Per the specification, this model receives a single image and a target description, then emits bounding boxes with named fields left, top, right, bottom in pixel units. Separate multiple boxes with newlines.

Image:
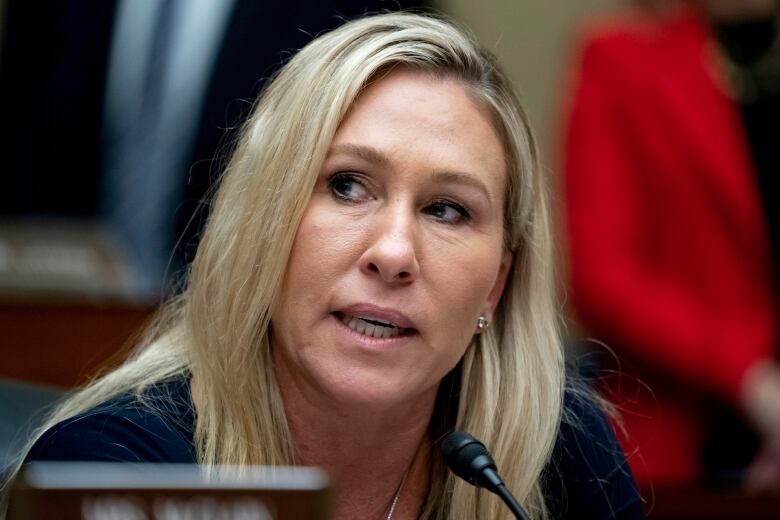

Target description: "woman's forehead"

left=329, top=68, right=507, bottom=199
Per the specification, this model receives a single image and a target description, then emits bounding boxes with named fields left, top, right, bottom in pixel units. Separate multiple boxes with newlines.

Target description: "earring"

left=476, top=315, right=489, bottom=331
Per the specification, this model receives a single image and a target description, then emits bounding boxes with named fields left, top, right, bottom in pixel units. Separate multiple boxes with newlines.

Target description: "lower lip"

left=330, top=313, right=416, bottom=350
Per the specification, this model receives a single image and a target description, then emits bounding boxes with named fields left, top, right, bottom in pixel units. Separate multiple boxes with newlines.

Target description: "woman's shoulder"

left=24, top=378, right=196, bottom=464
left=544, top=387, right=645, bottom=519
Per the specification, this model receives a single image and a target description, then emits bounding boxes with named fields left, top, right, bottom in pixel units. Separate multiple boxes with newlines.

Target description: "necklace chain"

left=385, top=469, right=408, bottom=520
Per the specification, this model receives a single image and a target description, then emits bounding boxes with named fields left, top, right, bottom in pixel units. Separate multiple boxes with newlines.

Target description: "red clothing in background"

left=564, top=9, right=777, bottom=485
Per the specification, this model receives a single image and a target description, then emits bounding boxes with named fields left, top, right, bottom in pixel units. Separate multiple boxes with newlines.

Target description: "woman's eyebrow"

left=328, top=143, right=390, bottom=167
left=329, top=143, right=493, bottom=204
left=431, top=171, right=493, bottom=204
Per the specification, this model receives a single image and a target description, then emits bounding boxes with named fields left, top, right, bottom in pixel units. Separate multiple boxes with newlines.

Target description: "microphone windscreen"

left=442, top=431, right=529, bottom=519
left=441, top=431, right=496, bottom=485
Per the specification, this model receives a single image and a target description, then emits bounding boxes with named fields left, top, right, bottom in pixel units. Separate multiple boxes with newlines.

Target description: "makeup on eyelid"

left=325, top=168, right=496, bottom=225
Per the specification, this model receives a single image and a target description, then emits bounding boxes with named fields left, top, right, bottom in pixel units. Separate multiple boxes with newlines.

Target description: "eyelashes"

left=423, top=199, right=471, bottom=224
left=327, top=172, right=473, bottom=225
left=329, top=173, right=371, bottom=203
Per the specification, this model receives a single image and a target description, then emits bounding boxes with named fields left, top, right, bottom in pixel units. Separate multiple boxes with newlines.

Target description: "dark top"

left=25, top=379, right=644, bottom=519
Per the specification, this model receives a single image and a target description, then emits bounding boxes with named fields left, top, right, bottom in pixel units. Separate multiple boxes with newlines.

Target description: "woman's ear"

left=481, top=251, right=512, bottom=325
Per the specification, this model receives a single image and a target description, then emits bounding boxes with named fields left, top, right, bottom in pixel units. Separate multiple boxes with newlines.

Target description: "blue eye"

left=329, top=173, right=370, bottom=202
left=425, top=200, right=471, bottom=224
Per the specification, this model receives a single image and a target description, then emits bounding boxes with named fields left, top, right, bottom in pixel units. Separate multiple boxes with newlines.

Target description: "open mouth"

left=334, top=311, right=415, bottom=339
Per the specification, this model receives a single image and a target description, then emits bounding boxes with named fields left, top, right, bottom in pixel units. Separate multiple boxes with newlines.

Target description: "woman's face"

left=271, top=69, right=511, bottom=409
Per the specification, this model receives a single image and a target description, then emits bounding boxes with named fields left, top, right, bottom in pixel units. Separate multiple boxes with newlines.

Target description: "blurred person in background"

left=564, top=0, right=780, bottom=488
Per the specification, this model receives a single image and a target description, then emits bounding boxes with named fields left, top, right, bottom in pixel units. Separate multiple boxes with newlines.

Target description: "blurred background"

left=1, top=0, right=778, bottom=516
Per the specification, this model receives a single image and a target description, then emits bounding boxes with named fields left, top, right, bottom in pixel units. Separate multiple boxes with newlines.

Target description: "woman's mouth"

left=334, top=311, right=415, bottom=339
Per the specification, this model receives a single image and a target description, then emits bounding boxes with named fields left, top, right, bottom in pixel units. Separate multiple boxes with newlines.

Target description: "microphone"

left=441, top=431, right=531, bottom=520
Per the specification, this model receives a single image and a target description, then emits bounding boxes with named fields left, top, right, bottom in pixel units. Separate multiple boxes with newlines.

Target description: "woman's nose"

left=359, top=209, right=420, bottom=284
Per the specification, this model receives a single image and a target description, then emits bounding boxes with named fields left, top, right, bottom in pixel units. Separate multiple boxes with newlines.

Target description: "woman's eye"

left=424, top=200, right=471, bottom=224
left=329, top=174, right=370, bottom=202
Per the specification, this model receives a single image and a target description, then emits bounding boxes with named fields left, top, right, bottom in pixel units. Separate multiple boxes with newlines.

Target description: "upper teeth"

left=340, top=314, right=404, bottom=339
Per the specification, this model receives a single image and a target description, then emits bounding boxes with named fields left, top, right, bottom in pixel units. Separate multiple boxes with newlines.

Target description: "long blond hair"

left=3, top=12, right=564, bottom=519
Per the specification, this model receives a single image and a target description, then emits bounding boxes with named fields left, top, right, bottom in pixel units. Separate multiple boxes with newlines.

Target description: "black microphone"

left=441, top=431, right=531, bottom=520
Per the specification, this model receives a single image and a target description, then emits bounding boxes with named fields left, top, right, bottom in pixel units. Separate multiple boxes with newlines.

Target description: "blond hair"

left=3, top=12, right=564, bottom=519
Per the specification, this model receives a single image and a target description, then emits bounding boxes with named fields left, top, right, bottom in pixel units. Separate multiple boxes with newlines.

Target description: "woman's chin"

left=272, top=329, right=441, bottom=413
left=318, top=371, right=418, bottom=410
left=302, top=362, right=438, bottom=415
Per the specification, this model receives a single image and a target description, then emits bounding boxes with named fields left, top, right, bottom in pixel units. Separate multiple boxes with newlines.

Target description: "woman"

left=5, top=13, right=642, bottom=519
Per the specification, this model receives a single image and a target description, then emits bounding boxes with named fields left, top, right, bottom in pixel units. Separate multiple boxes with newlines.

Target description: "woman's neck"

left=275, top=363, right=438, bottom=519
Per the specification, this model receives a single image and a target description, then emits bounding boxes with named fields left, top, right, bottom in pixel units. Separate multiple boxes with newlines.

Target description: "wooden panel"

left=0, top=300, right=155, bottom=388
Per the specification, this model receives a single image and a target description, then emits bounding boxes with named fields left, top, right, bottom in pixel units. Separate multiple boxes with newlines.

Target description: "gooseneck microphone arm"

left=493, top=481, right=531, bottom=520
left=441, top=431, right=531, bottom=520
